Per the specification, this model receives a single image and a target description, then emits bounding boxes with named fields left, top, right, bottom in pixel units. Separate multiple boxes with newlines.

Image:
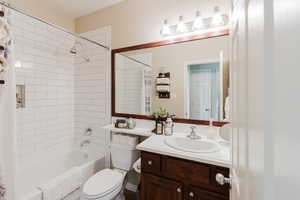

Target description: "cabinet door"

left=188, top=186, right=228, bottom=200
left=141, top=173, right=183, bottom=200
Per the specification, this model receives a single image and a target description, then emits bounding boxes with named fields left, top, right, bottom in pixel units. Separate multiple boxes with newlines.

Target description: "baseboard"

left=126, top=182, right=138, bottom=192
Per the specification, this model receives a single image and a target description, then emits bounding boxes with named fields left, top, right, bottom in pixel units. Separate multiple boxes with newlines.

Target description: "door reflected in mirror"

left=113, top=34, right=230, bottom=122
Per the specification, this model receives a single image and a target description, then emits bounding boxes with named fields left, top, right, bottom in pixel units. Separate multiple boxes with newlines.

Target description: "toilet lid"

left=83, top=169, right=124, bottom=197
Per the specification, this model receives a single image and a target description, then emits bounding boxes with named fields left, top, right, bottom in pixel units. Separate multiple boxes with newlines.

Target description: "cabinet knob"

left=216, top=173, right=231, bottom=186
left=177, top=188, right=181, bottom=193
left=148, top=160, right=152, bottom=165
left=189, top=192, right=194, bottom=197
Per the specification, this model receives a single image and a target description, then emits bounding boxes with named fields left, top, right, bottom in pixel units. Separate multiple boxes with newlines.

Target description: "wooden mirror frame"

left=112, top=29, right=230, bottom=127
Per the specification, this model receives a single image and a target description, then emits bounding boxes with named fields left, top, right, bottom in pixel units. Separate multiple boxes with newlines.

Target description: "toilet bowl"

left=81, top=169, right=126, bottom=200
left=81, top=134, right=139, bottom=200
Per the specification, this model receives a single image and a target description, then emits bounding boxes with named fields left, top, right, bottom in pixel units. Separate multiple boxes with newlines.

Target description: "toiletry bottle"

left=156, top=121, right=163, bottom=135
left=164, top=114, right=174, bottom=136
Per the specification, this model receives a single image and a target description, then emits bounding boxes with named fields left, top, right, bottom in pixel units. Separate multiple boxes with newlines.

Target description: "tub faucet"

left=187, top=126, right=201, bottom=140
left=80, top=140, right=91, bottom=147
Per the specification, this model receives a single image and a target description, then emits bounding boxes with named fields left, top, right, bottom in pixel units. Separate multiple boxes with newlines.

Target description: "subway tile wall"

left=74, top=28, right=111, bottom=155
left=11, top=11, right=111, bottom=168
left=12, top=12, right=75, bottom=166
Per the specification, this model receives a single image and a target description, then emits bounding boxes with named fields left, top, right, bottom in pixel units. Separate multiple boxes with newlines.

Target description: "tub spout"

left=80, top=140, right=91, bottom=147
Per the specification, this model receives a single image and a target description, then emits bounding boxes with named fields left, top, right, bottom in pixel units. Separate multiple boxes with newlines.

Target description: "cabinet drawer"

left=162, top=156, right=211, bottom=186
left=141, top=152, right=161, bottom=175
left=188, top=186, right=228, bottom=200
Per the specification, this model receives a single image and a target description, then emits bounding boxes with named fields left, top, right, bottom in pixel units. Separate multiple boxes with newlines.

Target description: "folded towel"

left=0, top=17, right=9, bottom=35
left=38, top=167, right=82, bottom=200
left=0, top=55, right=8, bottom=73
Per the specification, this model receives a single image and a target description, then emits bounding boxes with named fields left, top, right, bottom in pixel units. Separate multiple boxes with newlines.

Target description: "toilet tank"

left=111, top=134, right=140, bottom=171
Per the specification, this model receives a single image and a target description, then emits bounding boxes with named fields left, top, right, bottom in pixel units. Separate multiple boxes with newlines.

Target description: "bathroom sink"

left=164, top=137, right=220, bottom=153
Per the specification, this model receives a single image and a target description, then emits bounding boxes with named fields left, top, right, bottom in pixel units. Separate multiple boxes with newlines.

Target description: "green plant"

left=152, top=107, right=168, bottom=119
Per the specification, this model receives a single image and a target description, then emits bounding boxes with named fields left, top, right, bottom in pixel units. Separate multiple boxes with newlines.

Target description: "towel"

left=224, top=96, right=230, bottom=121
left=0, top=55, right=8, bottom=73
left=0, top=5, right=9, bottom=76
left=38, top=167, right=82, bottom=200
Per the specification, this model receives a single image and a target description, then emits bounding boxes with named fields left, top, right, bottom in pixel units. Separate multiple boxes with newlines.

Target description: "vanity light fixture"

left=161, top=19, right=171, bottom=36
left=160, top=7, right=228, bottom=38
left=211, top=6, right=225, bottom=27
left=193, top=11, right=205, bottom=30
left=176, top=16, right=187, bottom=33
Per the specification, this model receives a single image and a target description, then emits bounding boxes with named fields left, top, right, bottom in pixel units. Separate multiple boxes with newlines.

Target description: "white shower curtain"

left=0, top=4, right=16, bottom=200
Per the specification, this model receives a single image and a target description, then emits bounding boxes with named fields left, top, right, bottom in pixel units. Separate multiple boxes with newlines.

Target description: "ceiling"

left=48, top=0, right=125, bottom=18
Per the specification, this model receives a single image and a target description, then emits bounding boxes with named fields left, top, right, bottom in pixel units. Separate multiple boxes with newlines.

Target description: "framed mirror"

left=112, top=30, right=230, bottom=126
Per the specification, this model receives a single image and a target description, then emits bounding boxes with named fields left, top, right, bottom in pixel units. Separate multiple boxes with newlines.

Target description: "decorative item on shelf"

left=160, top=6, right=228, bottom=37
left=156, top=72, right=170, bottom=99
left=0, top=80, right=4, bottom=84
left=16, top=85, right=25, bottom=108
left=127, top=118, right=136, bottom=129
left=152, top=108, right=168, bottom=135
left=115, top=119, right=128, bottom=129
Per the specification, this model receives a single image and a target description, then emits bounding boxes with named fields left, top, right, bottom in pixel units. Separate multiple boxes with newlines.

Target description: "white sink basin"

left=164, top=137, right=220, bottom=153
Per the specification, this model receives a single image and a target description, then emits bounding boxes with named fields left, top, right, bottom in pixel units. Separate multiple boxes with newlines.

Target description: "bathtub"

left=16, top=146, right=106, bottom=200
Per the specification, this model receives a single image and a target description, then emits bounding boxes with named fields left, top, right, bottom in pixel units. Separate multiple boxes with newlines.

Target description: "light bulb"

left=176, top=16, right=187, bottom=33
left=161, top=19, right=171, bottom=36
left=211, top=6, right=225, bottom=27
left=193, top=11, right=205, bottom=30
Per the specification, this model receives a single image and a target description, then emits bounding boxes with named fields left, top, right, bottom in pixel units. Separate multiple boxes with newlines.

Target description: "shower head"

left=70, top=41, right=90, bottom=62
left=70, top=46, right=77, bottom=54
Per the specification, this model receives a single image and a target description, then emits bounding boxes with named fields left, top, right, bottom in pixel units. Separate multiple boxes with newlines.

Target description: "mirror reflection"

left=115, top=36, right=230, bottom=121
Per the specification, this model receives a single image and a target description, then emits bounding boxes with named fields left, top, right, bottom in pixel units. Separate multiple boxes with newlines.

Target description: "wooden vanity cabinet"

left=141, top=173, right=183, bottom=200
left=140, top=151, right=230, bottom=200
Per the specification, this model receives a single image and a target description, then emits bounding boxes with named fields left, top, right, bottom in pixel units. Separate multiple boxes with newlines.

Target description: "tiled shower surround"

left=11, top=11, right=110, bottom=167
left=74, top=28, right=111, bottom=155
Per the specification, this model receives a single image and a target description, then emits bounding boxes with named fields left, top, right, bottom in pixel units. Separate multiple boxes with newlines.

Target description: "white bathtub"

left=16, top=146, right=106, bottom=200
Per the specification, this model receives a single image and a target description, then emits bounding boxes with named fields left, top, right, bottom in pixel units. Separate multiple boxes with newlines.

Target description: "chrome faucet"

left=187, top=126, right=201, bottom=140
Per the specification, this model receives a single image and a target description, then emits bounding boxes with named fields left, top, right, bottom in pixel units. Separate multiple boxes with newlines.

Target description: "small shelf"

left=102, top=124, right=153, bottom=137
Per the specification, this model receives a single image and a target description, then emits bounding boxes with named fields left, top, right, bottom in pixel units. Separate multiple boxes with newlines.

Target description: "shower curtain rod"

left=119, top=53, right=152, bottom=68
left=0, top=1, right=110, bottom=50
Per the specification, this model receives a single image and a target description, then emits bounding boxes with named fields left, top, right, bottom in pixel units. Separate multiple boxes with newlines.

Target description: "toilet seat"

left=82, top=169, right=124, bottom=200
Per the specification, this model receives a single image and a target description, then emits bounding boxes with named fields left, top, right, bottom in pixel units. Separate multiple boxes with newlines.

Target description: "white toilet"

left=81, top=134, right=139, bottom=200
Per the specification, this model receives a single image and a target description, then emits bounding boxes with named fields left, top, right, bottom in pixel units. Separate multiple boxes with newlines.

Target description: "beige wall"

left=4, top=0, right=75, bottom=31
left=76, top=0, right=230, bottom=49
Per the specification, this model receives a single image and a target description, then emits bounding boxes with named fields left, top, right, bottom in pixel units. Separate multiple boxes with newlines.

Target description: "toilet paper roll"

left=133, top=158, right=141, bottom=174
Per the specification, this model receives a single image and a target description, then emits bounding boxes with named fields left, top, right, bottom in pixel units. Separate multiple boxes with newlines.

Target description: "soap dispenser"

left=164, top=114, right=174, bottom=136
